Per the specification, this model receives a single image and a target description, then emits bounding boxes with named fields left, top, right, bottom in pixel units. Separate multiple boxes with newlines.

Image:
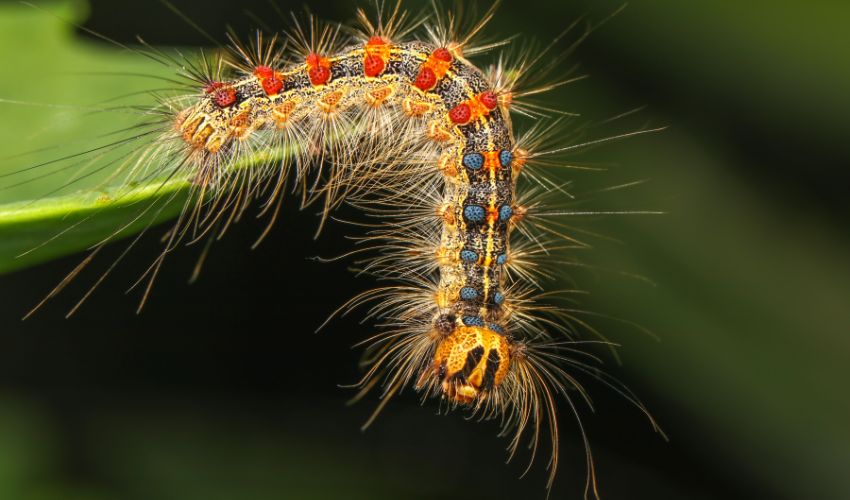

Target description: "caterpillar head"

left=432, top=326, right=511, bottom=404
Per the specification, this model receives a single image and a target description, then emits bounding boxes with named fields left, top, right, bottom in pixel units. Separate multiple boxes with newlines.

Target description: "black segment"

left=459, top=345, right=485, bottom=379
left=481, top=349, right=502, bottom=391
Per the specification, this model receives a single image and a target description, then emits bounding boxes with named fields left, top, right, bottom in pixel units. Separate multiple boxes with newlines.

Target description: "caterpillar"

left=5, top=1, right=663, bottom=497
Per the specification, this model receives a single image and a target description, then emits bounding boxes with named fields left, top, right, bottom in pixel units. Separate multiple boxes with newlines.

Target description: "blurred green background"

left=0, top=0, right=848, bottom=498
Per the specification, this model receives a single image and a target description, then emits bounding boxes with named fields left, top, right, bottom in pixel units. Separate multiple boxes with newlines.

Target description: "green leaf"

left=0, top=180, right=189, bottom=274
left=0, top=1, right=191, bottom=272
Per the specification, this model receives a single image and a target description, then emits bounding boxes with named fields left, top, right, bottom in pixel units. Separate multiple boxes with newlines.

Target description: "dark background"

left=1, top=1, right=848, bottom=499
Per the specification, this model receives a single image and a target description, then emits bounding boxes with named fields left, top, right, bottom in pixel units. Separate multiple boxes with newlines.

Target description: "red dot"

left=254, top=65, right=274, bottom=79
left=213, top=87, right=237, bottom=107
left=479, top=91, right=498, bottom=110
left=414, top=67, right=437, bottom=91
left=309, top=65, right=331, bottom=86
left=203, top=81, right=224, bottom=94
left=367, top=36, right=386, bottom=46
left=306, top=53, right=321, bottom=67
left=262, top=77, right=284, bottom=95
left=449, top=103, right=471, bottom=125
left=433, top=47, right=453, bottom=62
left=364, top=54, right=385, bottom=77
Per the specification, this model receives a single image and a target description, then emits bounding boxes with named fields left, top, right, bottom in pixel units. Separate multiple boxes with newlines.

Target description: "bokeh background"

left=0, top=0, right=848, bottom=498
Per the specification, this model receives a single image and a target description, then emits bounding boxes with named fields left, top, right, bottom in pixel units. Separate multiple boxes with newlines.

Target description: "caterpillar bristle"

left=353, top=0, right=425, bottom=44
left=6, top=2, right=668, bottom=497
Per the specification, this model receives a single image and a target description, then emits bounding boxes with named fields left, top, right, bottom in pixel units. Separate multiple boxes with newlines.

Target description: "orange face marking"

left=433, top=326, right=511, bottom=403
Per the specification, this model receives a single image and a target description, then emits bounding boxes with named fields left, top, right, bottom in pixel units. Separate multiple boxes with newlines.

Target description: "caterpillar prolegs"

left=19, top=2, right=663, bottom=497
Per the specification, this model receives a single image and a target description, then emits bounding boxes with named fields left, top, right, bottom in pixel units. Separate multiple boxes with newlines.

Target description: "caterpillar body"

left=180, top=37, right=518, bottom=396
left=10, top=2, right=662, bottom=497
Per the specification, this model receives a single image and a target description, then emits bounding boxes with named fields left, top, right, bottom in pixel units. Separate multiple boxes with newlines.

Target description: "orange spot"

left=483, top=151, right=500, bottom=172
left=428, top=122, right=452, bottom=142
left=254, top=66, right=284, bottom=96
left=318, top=90, right=344, bottom=112
left=478, top=91, right=498, bottom=110
left=230, top=112, right=250, bottom=128
left=414, top=67, right=437, bottom=91
left=432, top=47, right=453, bottom=62
left=414, top=48, right=453, bottom=92
left=194, top=124, right=213, bottom=146
left=306, top=53, right=331, bottom=85
left=449, top=91, right=500, bottom=126
left=365, top=85, right=393, bottom=107
left=438, top=204, right=456, bottom=225
left=203, top=81, right=224, bottom=94
left=513, top=148, right=529, bottom=173
left=448, top=102, right=471, bottom=124
left=254, top=66, right=274, bottom=79
left=273, top=100, right=297, bottom=127
left=206, top=135, right=225, bottom=154
left=402, top=98, right=432, bottom=116
left=435, top=247, right=453, bottom=266
left=212, top=87, right=237, bottom=107
left=499, top=92, right=513, bottom=108
left=229, top=111, right=256, bottom=139
left=437, top=152, right=458, bottom=176
left=364, top=37, right=390, bottom=77
left=512, top=205, right=527, bottom=222
left=364, top=54, right=385, bottom=77
left=181, top=115, right=204, bottom=144
left=486, top=206, right=499, bottom=224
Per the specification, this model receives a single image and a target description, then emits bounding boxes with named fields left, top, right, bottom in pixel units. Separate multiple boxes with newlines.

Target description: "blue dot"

left=464, top=205, right=485, bottom=222
left=460, top=250, right=478, bottom=262
left=496, top=253, right=507, bottom=265
left=460, top=287, right=479, bottom=300
left=499, top=205, right=513, bottom=222
left=462, top=153, right=484, bottom=170
left=499, top=150, right=513, bottom=167
left=493, top=291, right=504, bottom=305
left=488, top=323, right=505, bottom=334
left=463, top=316, right=484, bottom=327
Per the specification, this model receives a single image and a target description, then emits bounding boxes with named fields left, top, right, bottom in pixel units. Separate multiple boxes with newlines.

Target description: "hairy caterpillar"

left=4, top=1, right=664, bottom=497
